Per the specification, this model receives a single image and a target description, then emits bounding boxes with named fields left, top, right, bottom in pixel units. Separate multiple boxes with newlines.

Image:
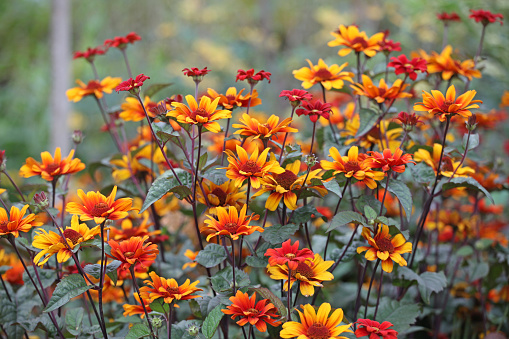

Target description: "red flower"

left=388, top=55, right=427, bottom=81
left=73, top=46, right=106, bottom=61
left=378, top=38, right=401, bottom=54
left=115, top=74, right=150, bottom=93
left=0, top=150, right=5, bottom=169
left=104, top=32, right=142, bottom=49
left=236, top=69, right=272, bottom=84
left=394, top=112, right=423, bottom=128
left=367, top=148, right=415, bottom=173
left=182, top=67, right=211, bottom=77
left=264, top=239, right=314, bottom=270
left=279, top=89, right=313, bottom=104
left=355, top=319, right=398, bottom=339
left=296, top=100, right=332, bottom=123
left=437, top=12, right=461, bottom=22
left=469, top=9, right=503, bottom=26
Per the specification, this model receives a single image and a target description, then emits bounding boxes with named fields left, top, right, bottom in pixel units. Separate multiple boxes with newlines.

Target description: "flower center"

left=439, top=100, right=454, bottom=112
left=274, top=170, right=298, bottom=190
left=307, top=323, right=331, bottom=339
left=61, top=229, right=83, bottom=245
left=124, top=251, right=135, bottom=257
left=91, top=202, right=110, bottom=216
left=0, top=220, right=9, bottom=232
left=294, top=261, right=313, bottom=278
left=245, top=308, right=259, bottom=316
left=192, top=108, right=209, bottom=120
left=86, top=80, right=103, bottom=90
left=166, top=286, right=180, bottom=294
left=239, top=160, right=261, bottom=174
left=211, top=187, right=228, bottom=206
left=285, top=253, right=296, bottom=260
left=344, top=160, right=361, bottom=173
left=376, top=237, right=395, bottom=253
left=223, top=222, right=239, bottom=233
left=45, top=163, right=60, bottom=173
left=441, top=157, right=455, bottom=172
left=351, top=36, right=369, bottom=49
left=314, top=68, right=333, bottom=81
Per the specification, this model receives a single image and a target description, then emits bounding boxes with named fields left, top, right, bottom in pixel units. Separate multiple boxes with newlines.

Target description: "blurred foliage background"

left=1, top=0, right=508, bottom=169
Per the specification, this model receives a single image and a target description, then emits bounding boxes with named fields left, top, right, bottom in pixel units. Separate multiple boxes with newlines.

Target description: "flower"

left=252, top=160, right=326, bottom=211
left=19, top=147, right=85, bottom=181
left=108, top=235, right=159, bottom=271
left=469, top=9, right=503, bottom=26
left=296, top=100, right=333, bottom=123
left=233, top=113, right=297, bottom=140
left=437, top=12, right=461, bottom=23
left=367, top=148, right=415, bottom=173
left=351, top=75, right=411, bottom=104
left=167, top=95, right=231, bottom=133
left=119, top=96, right=157, bottom=122
left=202, top=205, right=262, bottom=241
left=115, top=74, right=150, bottom=93
left=66, top=77, right=122, bottom=102
left=123, top=294, right=152, bottom=319
left=394, top=111, right=423, bottom=129
left=280, top=303, right=352, bottom=339
left=206, top=87, right=261, bottom=110
left=139, top=271, right=202, bottom=305
left=73, top=46, right=106, bottom=61
left=236, top=69, right=271, bottom=84
left=413, top=85, right=482, bottom=121
left=388, top=54, right=427, bottom=81
left=182, top=249, right=199, bottom=270
left=182, top=67, right=211, bottom=82
left=32, top=215, right=101, bottom=266
left=328, top=25, right=384, bottom=57
left=357, top=225, right=412, bottom=273
left=355, top=319, right=398, bottom=339
left=415, top=45, right=481, bottom=81
left=109, top=214, right=159, bottom=241
left=267, top=253, right=334, bottom=297
left=66, top=186, right=133, bottom=224
left=280, top=89, right=313, bottom=107
left=413, top=143, right=475, bottom=177
left=0, top=250, right=24, bottom=285
left=196, top=179, right=246, bottom=214
left=264, top=239, right=314, bottom=270
left=293, top=59, right=354, bottom=90
left=0, top=205, right=42, bottom=238
left=321, top=146, right=384, bottom=190
left=104, top=32, right=141, bottom=49
left=222, top=290, right=281, bottom=332
left=223, top=145, right=284, bottom=189
left=378, top=33, right=401, bottom=54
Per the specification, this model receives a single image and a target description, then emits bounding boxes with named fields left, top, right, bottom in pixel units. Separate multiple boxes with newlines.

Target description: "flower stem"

left=245, top=83, right=255, bottom=115
left=364, top=259, right=380, bottom=319
left=98, top=220, right=109, bottom=338
left=353, top=261, right=369, bottom=327
left=323, top=178, right=351, bottom=260
left=230, top=237, right=237, bottom=294
left=287, top=268, right=292, bottom=321
left=121, top=49, right=133, bottom=79
left=474, top=25, right=487, bottom=64
left=309, top=121, right=317, bottom=155
left=373, top=268, right=384, bottom=320
left=130, top=266, right=156, bottom=339
left=221, top=117, right=232, bottom=166
left=279, top=106, right=296, bottom=164
left=1, top=170, right=32, bottom=213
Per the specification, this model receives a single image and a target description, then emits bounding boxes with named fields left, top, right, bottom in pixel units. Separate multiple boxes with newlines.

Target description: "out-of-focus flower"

left=394, top=111, right=423, bottom=129
left=139, top=271, right=202, bottom=305
left=110, top=144, right=167, bottom=182
left=73, top=46, right=106, bottom=61
left=367, top=148, right=415, bottom=173
left=414, top=46, right=481, bottom=81
left=355, top=319, right=398, bottom=339
left=108, top=235, right=159, bottom=271
left=321, top=146, right=384, bottom=189
left=206, top=87, right=261, bottom=110
left=109, top=214, right=159, bottom=241
left=279, top=89, right=313, bottom=108
left=236, top=69, right=271, bottom=84
left=182, top=67, right=211, bottom=82
left=222, top=290, right=281, bottom=332
left=104, top=32, right=141, bottom=49
left=293, top=59, right=354, bottom=90
left=33, top=215, right=100, bottom=266
left=378, top=33, right=401, bottom=54
left=19, top=147, right=85, bottom=181
left=414, top=85, right=482, bottom=122
left=123, top=294, right=152, bottom=318
left=296, top=100, right=332, bottom=123
left=264, top=239, right=314, bottom=270
left=233, top=113, right=297, bottom=141
left=469, top=9, right=503, bottom=26
left=388, top=55, right=427, bottom=80
left=0, top=205, right=41, bottom=238
left=66, top=77, right=122, bottom=102
left=182, top=249, right=199, bottom=270
left=66, top=186, right=133, bottom=224
left=197, top=179, right=246, bottom=215
left=280, top=303, right=352, bottom=338
left=414, top=144, right=475, bottom=177
left=119, top=96, right=157, bottom=122
left=167, top=95, right=231, bottom=133
left=202, top=205, right=262, bottom=241
left=437, top=12, right=461, bottom=23
left=328, top=24, right=384, bottom=57
left=115, top=74, right=150, bottom=93
left=351, top=75, right=411, bottom=104
left=0, top=250, right=25, bottom=285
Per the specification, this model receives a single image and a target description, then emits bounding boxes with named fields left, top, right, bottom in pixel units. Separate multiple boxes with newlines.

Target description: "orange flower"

left=222, top=290, right=281, bottom=332
left=206, top=87, right=261, bottom=110
left=108, top=235, right=159, bottom=271
left=223, top=145, right=284, bottom=189
left=414, top=85, right=482, bottom=121
left=321, top=146, right=384, bottom=189
left=123, top=294, right=152, bottom=318
left=416, top=46, right=481, bottom=81
left=0, top=250, right=25, bottom=285
left=139, top=271, right=202, bottom=305
left=66, top=186, right=133, bottom=224
left=66, top=76, right=122, bottom=102
left=109, top=214, right=159, bottom=241
left=350, top=75, right=411, bottom=104
left=167, top=95, right=231, bottom=133
left=328, top=24, right=384, bottom=57
left=182, top=249, right=199, bottom=270
left=414, top=143, right=475, bottom=177
left=293, top=59, right=354, bottom=90
left=0, top=205, right=42, bottom=238
left=19, top=147, right=85, bottom=181
left=264, top=239, right=314, bottom=270
left=366, top=148, right=415, bottom=173
left=357, top=225, right=412, bottom=273
left=119, top=96, right=157, bottom=122
left=233, top=113, right=297, bottom=140
left=196, top=179, right=246, bottom=215
left=202, top=205, right=262, bottom=241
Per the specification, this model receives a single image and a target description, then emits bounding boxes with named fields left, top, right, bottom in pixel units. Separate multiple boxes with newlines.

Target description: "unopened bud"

left=305, top=154, right=318, bottom=167
left=151, top=316, right=163, bottom=329
left=466, top=114, right=477, bottom=131
left=149, top=102, right=168, bottom=116
left=34, top=192, right=49, bottom=209
left=72, top=130, right=84, bottom=144
left=0, top=150, right=6, bottom=171
left=187, top=325, right=200, bottom=336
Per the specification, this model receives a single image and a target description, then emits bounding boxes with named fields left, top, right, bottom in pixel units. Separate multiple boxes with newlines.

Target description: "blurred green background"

left=1, top=0, right=508, bottom=170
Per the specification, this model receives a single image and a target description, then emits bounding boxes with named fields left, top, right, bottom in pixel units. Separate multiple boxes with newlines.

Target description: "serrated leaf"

left=195, top=244, right=227, bottom=268
left=442, top=177, right=494, bottom=204
left=373, top=298, right=420, bottom=333
left=202, top=168, right=228, bottom=185
left=201, top=304, right=224, bottom=339
left=355, top=108, right=379, bottom=137
left=23, top=266, right=56, bottom=289
left=364, top=205, right=377, bottom=222
left=322, top=179, right=343, bottom=197
left=245, top=255, right=268, bottom=268
left=44, top=274, right=93, bottom=313
left=326, top=211, right=365, bottom=233
left=289, top=205, right=318, bottom=224
left=83, top=260, right=121, bottom=286
left=249, top=287, right=287, bottom=318
left=152, top=122, right=180, bottom=145
left=16, top=236, right=38, bottom=252
left=140, top=168, right=192, bottom=212
left=198, top=296, right=223, bottom=317
left=65, top=307, right=84, bottom=336
left=381, top=179, right=412, bottom=222
left=126, top=323, right=151, bottom=339
left=356, top=195, right=385, bottom=217
left=262, top=223, right=299, bottom=244
left=462, top=133, right=479, bottom=151
left=148, top=298, right=169, bottom=314
left=143, top=82, right=173, bottom=98
left=418, top=271, right=447, bottom=304
left=410, top=162, right=436, bottom=184
left=211, top=266, right=250, bottom=293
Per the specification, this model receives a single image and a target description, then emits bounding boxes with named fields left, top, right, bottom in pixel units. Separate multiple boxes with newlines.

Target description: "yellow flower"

left=293, top=59, right=354, bottom=90
left=66, top=76, right=122, bottom=102
left=202, top=205, right=262, bottom=241
left=233, top=113, right=297, bottom=140
left=19, top=147, right=85, bottom=181
left=328, top=25, right=384, bottom=57
left=414, top=143, right=475, bottom=177
left=119, top=96, right=157, bottom=122
left=196, top=179, right=246, bottom=215
left=139, top=271, right=202, bottom=305
left=351, top=75, right=411, bottom=104
left=0, top=205, right=42, bottom=238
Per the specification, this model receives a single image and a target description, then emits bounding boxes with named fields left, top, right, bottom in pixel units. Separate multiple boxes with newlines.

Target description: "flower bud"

left=305, top=154, right=318, bottom=168
left=0, top=150, right=6, bottom=171
left=187, top=325, right=200, bottom=336
left=34, top=192, right=49, bottom=209
left=466, top=114, right=477, bottom=131
left=72, top=130, right=84, bottom=145
left=151, top=316, right=163, bottom=329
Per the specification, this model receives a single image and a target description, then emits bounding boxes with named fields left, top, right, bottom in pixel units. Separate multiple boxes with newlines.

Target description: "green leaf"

left=457, top=245, right=474, bottom=257
left=355, top=108, right=379, bottom=137
left=23, top=266, right=56, bottom=289
left=356, top=195, right=386, bottom=217
left=202, top=168, right=228, bottom=185
left=211, top=266, right=250, bottom=293
left=364, top=205, right=377, bottom=222
left=262, top=223, right=299, bottom=244
left=326, top=211, right=365, bottom=233
left=126, top=323, right=151, bottom=339
left=141, top=168, right=193, bottom=212
left=43, top=274, right=93, bottom=313
left=201, top=304, right=224, bottom=339
left=468, top=261, right=490, bottom=282
left=16, top=236, right=38, bottom=252
left=248, top=287, right=287, bottom=318
left=410, top=162, right=436, bottom=184
left=322, top=179, right=343, bottom=197
left=144, top=82, right=173, bottom=98
left=372, top=298, right=420, bottom=333
left=442, top=177, right=494, bottom=204
left=381, top=179, right=412, bottom=222
left=65, top=307, right=84, bottom=336
left=462, top=133, right=479, bottom=151
left=289, top=205, right=318, bottom=224
left=418, top=271, right=447, bottom=304
left=172, top=320, right=203, bottom=339
left=245, top=255, right=269, bottom=268
left=148, top=298, right=169, bottom=314
left=195, top=244, right=227, bottom=268
left=83, top=260, right=121, bottom=286
left=152, top=122, right=180, bottom=145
